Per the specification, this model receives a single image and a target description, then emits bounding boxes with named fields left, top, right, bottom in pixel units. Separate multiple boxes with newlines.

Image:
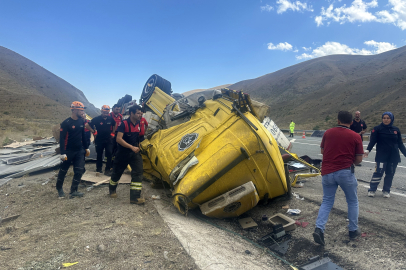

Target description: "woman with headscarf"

left=364, top=112, right=406, bottom=198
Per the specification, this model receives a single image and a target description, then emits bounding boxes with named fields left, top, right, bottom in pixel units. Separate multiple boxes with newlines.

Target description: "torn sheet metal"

left=173, top=156, right=199, bottom=186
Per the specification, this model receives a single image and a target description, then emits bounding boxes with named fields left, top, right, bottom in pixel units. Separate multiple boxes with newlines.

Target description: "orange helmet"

left=101, top=105, right=110, bottom=111
left=70, top=101, right=86, bottom=110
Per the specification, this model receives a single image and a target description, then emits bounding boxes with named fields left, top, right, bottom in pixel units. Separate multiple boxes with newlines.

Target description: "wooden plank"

left=81, top=171, right=131, bottom=185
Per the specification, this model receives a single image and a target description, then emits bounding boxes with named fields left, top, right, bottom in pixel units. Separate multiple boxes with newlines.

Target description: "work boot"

left=104, top=170, right=112, bottom=177
left=313, top=228, right=325, bottom=245
left=110, top=190, right=118, bottom=198
left=57, top=189, right=65, bottom=198
left=69, top=191, right=84, bottom=199
left=349, top=228, right=361, bottom=239
left=130, top=198, right=145, bottom=205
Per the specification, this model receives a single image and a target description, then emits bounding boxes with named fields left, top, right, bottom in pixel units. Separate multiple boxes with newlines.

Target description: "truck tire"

left=140, top=74, right=172, bottom=103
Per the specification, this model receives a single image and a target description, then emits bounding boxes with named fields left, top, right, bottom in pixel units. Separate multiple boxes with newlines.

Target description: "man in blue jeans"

left=313, top=111, right=364, bottom=245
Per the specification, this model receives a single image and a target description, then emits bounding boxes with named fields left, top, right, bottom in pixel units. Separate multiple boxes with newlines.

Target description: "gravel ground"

left=0, top=163, right=198, bottom=270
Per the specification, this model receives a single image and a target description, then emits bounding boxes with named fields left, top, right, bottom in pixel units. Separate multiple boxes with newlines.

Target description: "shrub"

left=313, top=125, right=320, bottom=130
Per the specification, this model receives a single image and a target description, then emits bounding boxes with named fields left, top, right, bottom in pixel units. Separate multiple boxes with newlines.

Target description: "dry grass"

left=0, top=115, right=56, bottom=147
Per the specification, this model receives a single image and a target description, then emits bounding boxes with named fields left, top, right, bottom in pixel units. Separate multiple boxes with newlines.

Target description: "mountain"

left=229, top=46, right=406, bottom=132
left=182, top=84, right=232, bottom=96
left=0, top=46, right=99, bottom=122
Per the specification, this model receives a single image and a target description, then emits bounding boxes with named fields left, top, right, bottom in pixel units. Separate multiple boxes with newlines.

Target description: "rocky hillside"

left=229, top=46, right=406, bottom=132
left=0, top=46, right=99, bottom=121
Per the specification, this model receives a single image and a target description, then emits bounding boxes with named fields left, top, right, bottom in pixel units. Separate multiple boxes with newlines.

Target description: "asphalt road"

left=289, top=135, right=406, bottom=236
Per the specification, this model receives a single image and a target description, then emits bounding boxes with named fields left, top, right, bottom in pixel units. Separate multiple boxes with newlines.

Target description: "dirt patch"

left=0, top=163, right=197, bottom=270
left=194, top=184, right=406, bottom=270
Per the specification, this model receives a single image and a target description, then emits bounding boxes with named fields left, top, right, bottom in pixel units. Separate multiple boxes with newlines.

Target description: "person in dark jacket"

left=57, top=101, right=90, bottom=198
left=86, top=105, right=117, bottom=176
left=364, top=112, right=406, bottom=198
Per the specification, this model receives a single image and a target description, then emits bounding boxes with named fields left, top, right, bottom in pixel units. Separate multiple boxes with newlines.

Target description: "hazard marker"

left=302, top=131, right=306, bottom=139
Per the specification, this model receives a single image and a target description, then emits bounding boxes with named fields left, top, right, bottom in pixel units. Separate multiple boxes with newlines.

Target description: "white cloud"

left=376, top=0, right=406, bottom=30
left=302, top=46, right=312, bottom=51
left=261, top=4, right=274, bottom=12
left=295, top=41, right=376, bottom=59
left=267, top=42, right=293, bottom=51
left=315, top=0, right=378, bottom=26
left=276, top=0, right=313, bottom=14
left=364, top=40, right=397, bottom=53
left=316, top=0, right=406, bottom=30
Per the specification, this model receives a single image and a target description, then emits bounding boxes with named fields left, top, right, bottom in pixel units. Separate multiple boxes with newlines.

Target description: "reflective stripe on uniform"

left=110, top=179, right=118, bottom=186
left=130, top=182, right=142, bottom=190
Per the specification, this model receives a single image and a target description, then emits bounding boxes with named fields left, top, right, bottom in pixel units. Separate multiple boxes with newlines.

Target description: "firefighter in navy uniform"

left=110, top=104, right=123, bottom=159
left=109, top=105, right=145, bottom=204
left=86, top=105, right=116, bottom=176
left=57, top=101, right=90, bottom=198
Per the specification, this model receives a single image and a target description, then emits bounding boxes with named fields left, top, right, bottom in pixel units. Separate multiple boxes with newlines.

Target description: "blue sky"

left=1, top=0, right=405, bottom=109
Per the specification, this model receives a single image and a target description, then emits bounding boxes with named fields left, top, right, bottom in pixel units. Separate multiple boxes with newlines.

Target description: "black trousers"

left=109, top=150, right=143, bottom=200
left=369, top=162, right=398, bottom=193
left=95, top=139, right=112, bottom=171
left=57, top=149, right=85, bottom=193
left=111, top=134, right=118, bottom=160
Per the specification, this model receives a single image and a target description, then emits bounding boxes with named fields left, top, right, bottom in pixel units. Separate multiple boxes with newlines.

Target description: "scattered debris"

left=151, top=195, right=161, bottom=200
left=245, top=250, right=251, bottom=255
left=282, top=205, right=290, bottom=209
left=62, top=262, right=79, bottom=267
left=269, top=239, right=291, bottom=256
left=238, top=217, right=258, bottom=229
left=287, top=209, right=301, bottom=215
left=292, top=192, right=304, bottom=200
left=268, top=213, right=296, bottom=232
left=299, top=255, right=344, bottom=270
left=164, top=251, right=169, bottom=260
left=81, top=171, right=131, bottom=185
left=0, top=246, right=11, bottom=251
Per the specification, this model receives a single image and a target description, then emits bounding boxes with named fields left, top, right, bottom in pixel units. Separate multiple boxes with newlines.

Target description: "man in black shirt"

left=350, top=111, right=367, bottom=140
left=109, top=105, right=145, bottom=205
left=350, top=111, right=367, bottom=166
left=57, top=101, right=90, bottom=198
left=86, top=105, right=117, bottom=176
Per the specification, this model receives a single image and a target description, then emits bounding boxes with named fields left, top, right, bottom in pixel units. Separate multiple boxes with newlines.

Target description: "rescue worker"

left=365, top=112, right=406, bottom=198
left=86, top=105, right=116, bottom=176
left=289, top=120, right=295, bottom=137
left=350, top=111, right=367, bottom=141
left=139, top=115, right=148, bottom=142
left=82, top=113, right=91, bottom=147
left=57, top=101, right=90, bottom=198
left=110, top=104, right=123, bottom=159
left=350, top=111, right=367, bottom=166
left=108, top=105, right=145, bottom=205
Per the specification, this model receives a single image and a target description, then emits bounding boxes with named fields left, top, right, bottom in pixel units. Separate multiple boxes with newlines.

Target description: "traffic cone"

left=302, top=131, right=306, bottom=139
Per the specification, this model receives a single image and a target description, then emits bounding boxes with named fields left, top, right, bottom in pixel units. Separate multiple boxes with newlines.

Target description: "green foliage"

left=3, top=111, right=9, bottom=115
left=325, top=116, right=331, bottom=122
left=313, top=125, right=320, bottom=130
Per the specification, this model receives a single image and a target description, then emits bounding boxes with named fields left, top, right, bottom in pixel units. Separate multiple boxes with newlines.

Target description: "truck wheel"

left=140, top=74, right=172, bottom=103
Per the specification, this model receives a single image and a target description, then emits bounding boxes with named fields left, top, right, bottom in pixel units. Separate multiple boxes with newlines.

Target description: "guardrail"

left=281, top=129, right=406, bottom=140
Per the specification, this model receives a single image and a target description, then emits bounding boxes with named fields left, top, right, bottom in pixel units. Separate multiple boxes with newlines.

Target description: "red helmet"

left=70, top=101, right=86, bottom=110
left=101, top=105, right=110, bottom=111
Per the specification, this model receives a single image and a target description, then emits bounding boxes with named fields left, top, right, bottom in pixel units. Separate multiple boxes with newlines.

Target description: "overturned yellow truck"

left=133, top=75, right=320, bottom=218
